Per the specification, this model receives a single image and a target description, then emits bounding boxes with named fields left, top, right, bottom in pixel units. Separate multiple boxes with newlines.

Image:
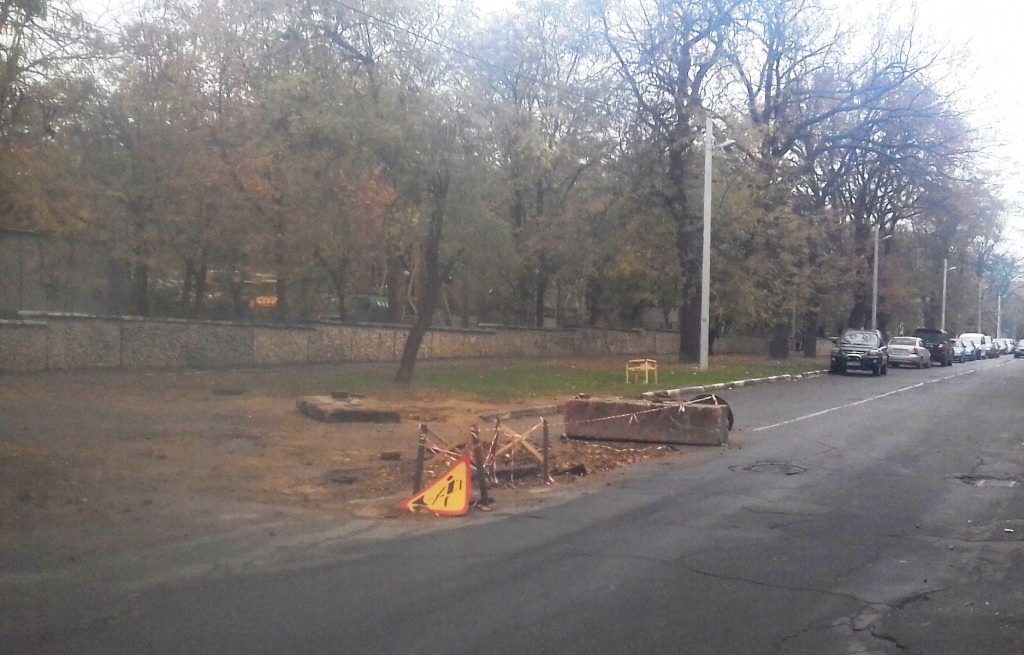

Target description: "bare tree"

left=596, top=0, right=745, bottom=362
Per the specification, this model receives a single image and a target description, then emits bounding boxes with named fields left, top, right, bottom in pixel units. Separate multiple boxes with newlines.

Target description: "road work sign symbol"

left=400, top=453, right=473, bottom=516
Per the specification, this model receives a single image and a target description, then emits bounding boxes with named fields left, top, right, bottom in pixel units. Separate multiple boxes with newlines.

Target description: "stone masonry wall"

left=0, top=315, right=685, bottom=372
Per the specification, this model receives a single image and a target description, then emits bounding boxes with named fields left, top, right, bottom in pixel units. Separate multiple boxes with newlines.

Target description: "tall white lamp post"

left=941, top=259, right=956, bottom=331
left=996, top=293, right=1002, bottom=338
left=700, top=115, right=713, bottom=370
left=700, top=115, right=735, bottom=370
left=871, top=225, right=892, bottom=331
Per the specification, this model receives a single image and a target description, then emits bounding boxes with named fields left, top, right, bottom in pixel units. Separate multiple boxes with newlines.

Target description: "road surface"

left=3, top=357, right=1022, bottom=654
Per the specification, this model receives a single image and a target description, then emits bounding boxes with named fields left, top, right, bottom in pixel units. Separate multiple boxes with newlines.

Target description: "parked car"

left=911, top=328, right=953, bottom=366
left=958, top=332, right=992, bottom=359
left=952, top=338, right=968, bottom=363
left=996, top=338, right=1015, bottom=355
left=1015, top=340, right=1024, bottom=359
left=888, top=336, right=931, bottom=368
left=830, top=329, right=889, bottom=376
left=962, top=339, right=979, bottom=361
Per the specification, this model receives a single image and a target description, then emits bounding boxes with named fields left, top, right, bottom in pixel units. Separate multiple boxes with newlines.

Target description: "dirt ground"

left=0, top=362, right=727, bottom=552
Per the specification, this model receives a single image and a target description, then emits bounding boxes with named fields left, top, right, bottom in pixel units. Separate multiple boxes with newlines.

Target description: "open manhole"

left=959, top=476, right=1018, bottom=488
left=731, top=461, right=806, bottom=475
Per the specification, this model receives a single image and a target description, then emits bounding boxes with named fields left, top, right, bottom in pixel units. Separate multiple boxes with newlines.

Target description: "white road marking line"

left=751, top=368, right=975, bottom=432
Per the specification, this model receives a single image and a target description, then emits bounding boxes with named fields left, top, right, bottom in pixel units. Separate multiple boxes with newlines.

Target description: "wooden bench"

left=626, top=358, right=658, bottom=384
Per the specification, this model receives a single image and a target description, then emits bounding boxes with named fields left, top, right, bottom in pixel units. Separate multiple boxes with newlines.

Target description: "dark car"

left=911, top=328, right=954, bottom=367
left=829, top=329, right=889, bottom=376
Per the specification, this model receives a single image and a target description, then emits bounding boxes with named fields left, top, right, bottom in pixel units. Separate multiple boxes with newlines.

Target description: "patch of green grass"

left=263, top=355, right=827, bottom=403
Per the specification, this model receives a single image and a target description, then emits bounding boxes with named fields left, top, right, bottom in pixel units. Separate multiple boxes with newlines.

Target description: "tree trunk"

left=848, top=299, right=869, bottom=331
left=396, top=171, right=450, bottom=385
left=769, top=321, right=790, bottom=359
left=554, top=277, right=563, bottom=328
left=657, top=108, right=702, bottom=364
left=585, top=274, right=602, bottom=326
left=229, top=270, right=245, bottom=320
left=314, top=252, right=349, bottom=322
left=677, top=293, right=701, bottom=363
left=384, top=258, right=403, bottom=323
left=181, top=256, right=196, bottom=317
left=192, top=249, right=208, bottom=317
left=131, top=262, right=150, bottom=316
left=801, top=308, right=819, bottom=358
left=106, top=258, right=131, bottom=315
left=534, top=272, right=549, bottom=328
left=274, top=275, right=288, bottom=321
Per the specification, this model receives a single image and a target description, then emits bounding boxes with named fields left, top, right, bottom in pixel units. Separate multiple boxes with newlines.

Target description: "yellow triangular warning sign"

left=399, top=453, right=473, bottom=516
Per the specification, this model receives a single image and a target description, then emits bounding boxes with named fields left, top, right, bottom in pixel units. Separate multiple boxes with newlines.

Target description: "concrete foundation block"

left=297, top=396, right=401, bottom=423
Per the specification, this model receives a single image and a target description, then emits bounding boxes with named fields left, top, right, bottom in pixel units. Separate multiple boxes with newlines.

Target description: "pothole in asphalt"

left=731, top=461, right=807, bottom=475
left=958, top=476, right=1018, bottom=488
left=211, top=388, right=249, bottom=396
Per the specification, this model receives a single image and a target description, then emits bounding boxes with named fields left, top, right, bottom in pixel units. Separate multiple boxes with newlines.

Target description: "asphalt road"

left=4, top=356, right=1024, bottom=654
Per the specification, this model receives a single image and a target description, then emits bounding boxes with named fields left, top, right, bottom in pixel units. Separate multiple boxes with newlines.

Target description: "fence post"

left=412, top=423, right=427, bottom=494
left=542, top=417, right=552, bottom=483
left=471, top=426, right=491, bottom=508
left=488, top=418, right=501, bottom=483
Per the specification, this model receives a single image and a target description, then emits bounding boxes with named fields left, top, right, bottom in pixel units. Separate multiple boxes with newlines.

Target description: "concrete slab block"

left=563, top=398, right=728, bottom=445
left=297, top=396, right=401, bottom=423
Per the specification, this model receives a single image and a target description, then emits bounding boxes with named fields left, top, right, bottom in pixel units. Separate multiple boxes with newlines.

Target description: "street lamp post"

left=871, top=226, right=892, bottom=331
left=699, top=117, right=735, bottom=370
left=700, top=115, right=713, bottom=370
left=941, top=259, right=956, bottom=331
left=996, top=293, right=1002, bottom=338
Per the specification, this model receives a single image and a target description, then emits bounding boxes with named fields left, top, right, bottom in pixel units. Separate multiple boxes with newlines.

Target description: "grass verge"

left=257, top=354, right=828, bottom=403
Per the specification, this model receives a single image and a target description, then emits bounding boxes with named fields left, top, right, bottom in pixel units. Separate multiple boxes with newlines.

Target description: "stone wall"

left=0, top=314, right=685, bottom=372
left=0, top=314, right=804, bottom=373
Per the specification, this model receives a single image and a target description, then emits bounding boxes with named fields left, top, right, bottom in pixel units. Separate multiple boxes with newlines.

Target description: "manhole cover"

left=731, top=462, right=806, bottom=475
left=959, top=476, right=1018, bottom=488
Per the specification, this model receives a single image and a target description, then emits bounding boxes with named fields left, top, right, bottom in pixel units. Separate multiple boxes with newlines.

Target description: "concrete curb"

left=642, top=369, right=829, bottom=400
left=479, top=370, right=830, bottom=421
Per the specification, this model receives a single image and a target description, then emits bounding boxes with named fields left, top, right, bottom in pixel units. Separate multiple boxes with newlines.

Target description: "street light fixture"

left=941, top=258, right=956, bottom=331
left=700, top=115, right=735, bottom=370
left=871, top=225, right=893, bottom=331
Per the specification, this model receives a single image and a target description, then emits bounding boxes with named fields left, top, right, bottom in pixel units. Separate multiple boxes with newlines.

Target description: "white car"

left=887, top=336, right=931, bottom=368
